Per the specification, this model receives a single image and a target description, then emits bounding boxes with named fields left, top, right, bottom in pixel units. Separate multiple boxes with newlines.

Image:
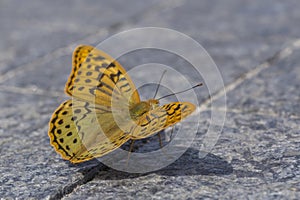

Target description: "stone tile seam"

left=0, top=29, right=109, bottom=85
left=48, top=164, right=108, bottom=200
left=0, top=85, right=64, bottom=97
left=0, top=0, right=178, bottom=86
left=200, top=107, right=300, bottom=120
left=199, top=39, right=300, bottom=114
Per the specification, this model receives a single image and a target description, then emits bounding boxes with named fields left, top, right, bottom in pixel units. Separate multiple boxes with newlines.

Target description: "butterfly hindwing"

left=48, top=99, right=131, bottom=163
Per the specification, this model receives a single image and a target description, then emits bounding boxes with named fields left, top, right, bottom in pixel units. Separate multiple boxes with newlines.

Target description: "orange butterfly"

left=48, top=45, right=198, bottom=163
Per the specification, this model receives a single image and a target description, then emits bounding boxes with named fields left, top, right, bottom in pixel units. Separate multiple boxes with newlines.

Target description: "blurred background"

left=1, top=0, right=299, bottom=90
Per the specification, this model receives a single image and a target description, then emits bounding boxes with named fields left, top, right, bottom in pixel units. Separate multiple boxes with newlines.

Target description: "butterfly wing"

left=48, top=99, right=132, bottom=163
left=65, top=45, right=140, bottom=107
left=49, top=45, right=141, bottom=163
left=49, top=45, right=197, bottom=163
left=131, top=102, right=196, bottom=139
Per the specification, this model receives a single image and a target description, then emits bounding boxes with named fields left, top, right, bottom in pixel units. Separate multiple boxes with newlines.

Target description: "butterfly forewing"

left=65, top=45, right=140, bottom=107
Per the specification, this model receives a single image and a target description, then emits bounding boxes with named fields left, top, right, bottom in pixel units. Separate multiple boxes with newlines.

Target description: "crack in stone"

left=49, top=163, right=108, bottom=200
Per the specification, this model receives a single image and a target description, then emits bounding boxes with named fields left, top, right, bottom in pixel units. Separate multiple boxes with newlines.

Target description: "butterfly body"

left=129, top=99, right=159, bottom=120
left=48, top=45, right=196, bottom=163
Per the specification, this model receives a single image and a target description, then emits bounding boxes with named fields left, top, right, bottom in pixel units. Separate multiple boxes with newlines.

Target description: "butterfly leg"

left=157, top=131, right=174, bottom=160
left=129, top=139, right=136, bottom=153
left=126, top=139, right=135, bottom=166
left=165, top=126, right=174, bottom=142
left=170, top=126, right=174, bottom=140
left=157, top=132, right=163, bottom=149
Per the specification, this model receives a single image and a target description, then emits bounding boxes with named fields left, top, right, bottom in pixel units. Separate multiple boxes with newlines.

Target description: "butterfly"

left=48, top=45, right=197, bottom=163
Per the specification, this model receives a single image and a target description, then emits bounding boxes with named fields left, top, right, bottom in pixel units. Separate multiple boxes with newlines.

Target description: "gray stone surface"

left=0, top=0, right=299, bottom=199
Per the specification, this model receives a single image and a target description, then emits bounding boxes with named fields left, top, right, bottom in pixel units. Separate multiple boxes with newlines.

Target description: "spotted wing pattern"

left=48, top=45, right=197, bottom=163
left=49, top=45, right=140, bottom=163
left=48, top=99, right=132, bottom=163
left=65, top=45, right=140, bottom=107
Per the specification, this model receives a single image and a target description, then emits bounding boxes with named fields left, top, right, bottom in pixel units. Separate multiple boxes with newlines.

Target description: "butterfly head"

left=148, top=99, right=160, bottom=109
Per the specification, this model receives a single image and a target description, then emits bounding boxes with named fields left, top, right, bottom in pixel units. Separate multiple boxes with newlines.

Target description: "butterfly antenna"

left=153, top=70, right=167, bottom=99
left=157, top=83, right=203, bottom=100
